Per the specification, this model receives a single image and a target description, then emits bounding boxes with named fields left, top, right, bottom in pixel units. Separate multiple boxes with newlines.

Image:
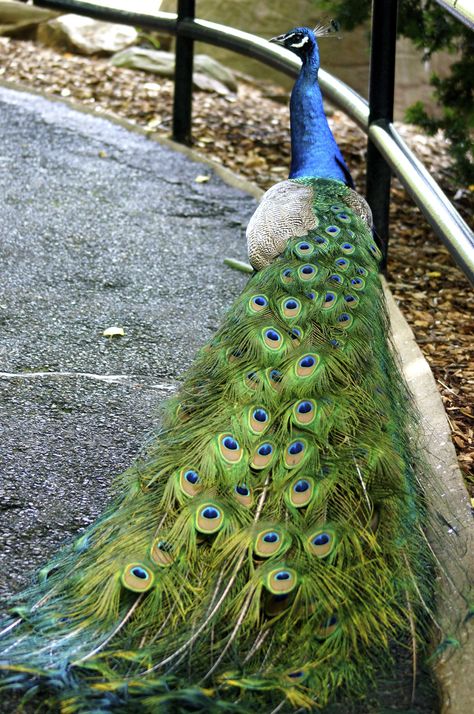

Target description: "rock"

left=0, top=0, right=59, bottom=38
left=111, top=47, right=237, bottom=93
left=193, top=72, right=230, bottom=96
left=37, top=14, right=137, bottom=56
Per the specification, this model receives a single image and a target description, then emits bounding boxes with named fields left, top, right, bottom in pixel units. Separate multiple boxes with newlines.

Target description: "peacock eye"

left=263, top=531, right=279, bottom=543
left=258, top=443, right=272, bottom=456
left=299, top=356, right=315, bottom=368
left=270, top=369, right=282, bottom=382
left=202, top=506, right=220, bottom=520
left=253, top=295, right=267, bottom=307
left=223, top=436, right=239, bottom=450
left=235, top=484, right=249, bottom=496
left=131, top=566, right=148, bottom=580
left=184, top=470, right=199, bottom=484
left=313, top=533, right=330, bottom=546
left=288, top=441, right=304, bottom=455
left=275, top=570, right=290, bottom=581
left=329, top=274, right=342, bottom=284
left=293, top=479, right=310, bottom=492
left=253, top=408, right=268, bottom=423
left=297, top=401, right=313, bottom=414
left=265, top=329, right=281, bottom=342
left=288, top=671, right=304, bottom=679
left=285, top=299, right=298, bottom=310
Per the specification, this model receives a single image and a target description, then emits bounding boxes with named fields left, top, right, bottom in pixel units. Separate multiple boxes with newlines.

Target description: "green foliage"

left=319, top=0, right=474, bottom=183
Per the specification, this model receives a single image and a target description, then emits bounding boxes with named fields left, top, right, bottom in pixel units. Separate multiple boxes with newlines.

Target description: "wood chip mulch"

left=0, top=37, right=472, bottom=490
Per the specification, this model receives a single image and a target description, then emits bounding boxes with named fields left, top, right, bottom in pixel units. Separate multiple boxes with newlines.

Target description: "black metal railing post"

left=172, top=0, right=195, bottom=144
left=366, top=0, right=399, bottom=269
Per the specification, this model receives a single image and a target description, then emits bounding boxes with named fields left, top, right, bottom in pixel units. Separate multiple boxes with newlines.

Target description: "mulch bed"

left=0, top=37, right=472, bottom=488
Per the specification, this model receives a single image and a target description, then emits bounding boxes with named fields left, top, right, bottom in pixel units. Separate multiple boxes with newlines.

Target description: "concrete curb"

left=384, top=285, right=473, bottom=714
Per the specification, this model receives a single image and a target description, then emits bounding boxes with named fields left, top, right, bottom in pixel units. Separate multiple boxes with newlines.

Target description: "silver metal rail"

left=434, top=0, right=474, bottom=30
left=29, top=1, right=474, bottom=283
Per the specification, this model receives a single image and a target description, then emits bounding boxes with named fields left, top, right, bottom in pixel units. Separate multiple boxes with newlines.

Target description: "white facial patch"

left=290, top=35, right=309, bottom=48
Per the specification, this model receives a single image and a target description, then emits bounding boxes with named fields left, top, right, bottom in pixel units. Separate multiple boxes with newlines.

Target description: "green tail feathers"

left=0, top=179, right=445, bottom=711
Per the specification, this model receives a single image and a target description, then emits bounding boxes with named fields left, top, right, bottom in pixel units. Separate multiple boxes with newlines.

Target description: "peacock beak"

left=269, top=34, right=287, bottom=47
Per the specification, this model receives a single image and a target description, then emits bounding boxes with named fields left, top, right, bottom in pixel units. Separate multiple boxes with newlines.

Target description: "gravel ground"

left=0, top=36, right=472, bottom=489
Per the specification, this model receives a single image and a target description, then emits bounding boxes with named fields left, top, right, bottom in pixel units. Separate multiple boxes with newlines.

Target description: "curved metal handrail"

left=30, top=0, right=474, bottom=282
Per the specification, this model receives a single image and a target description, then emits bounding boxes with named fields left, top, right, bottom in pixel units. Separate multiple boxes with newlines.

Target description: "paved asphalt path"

left=0, top=86, right=254, bottom=604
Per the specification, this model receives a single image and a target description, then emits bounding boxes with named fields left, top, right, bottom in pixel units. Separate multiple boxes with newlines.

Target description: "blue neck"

left=289, top=54, right=353, bottom=186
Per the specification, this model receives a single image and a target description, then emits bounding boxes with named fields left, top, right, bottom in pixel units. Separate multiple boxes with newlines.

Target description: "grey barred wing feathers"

left=247, top=180, right=318, bottom=270
left=247, top=180, right=373, bottom=271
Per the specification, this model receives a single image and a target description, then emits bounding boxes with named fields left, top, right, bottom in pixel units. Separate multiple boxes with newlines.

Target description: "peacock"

left=0, top=24, right=466, bottom=713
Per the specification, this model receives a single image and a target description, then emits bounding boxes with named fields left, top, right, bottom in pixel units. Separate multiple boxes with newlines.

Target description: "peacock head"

left=269, top=22, right=339, bottom=65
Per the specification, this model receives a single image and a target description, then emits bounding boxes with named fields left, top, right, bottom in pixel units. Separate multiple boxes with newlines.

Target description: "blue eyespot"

left=329, top=274, right=342, bottom=284
left=313, top=533, right=330, bottom=546
left=283, top=269, right=292, bottom=277
left=330, top=339, right=340, bottom=348
left=235, top=485, right=249, bottom=496
left=253, top=295, right=267, bottom=307
left=258, top=443, right=273, bottom=456
left=344, top=295, right=355, bottom=303
left=299, top=356, right=315, bottom=368
left=263, top=532, right=279, bottom=543
left=202, top=507, right=220, bottom=520
left=301, top=265, right=314, bottom=275
left=131, top=567, right=148, bottom=580
left=316, top=236, right=328, bottom=245
left=275, top=571, right=291, bottom=581
left=288, top=671, right=304, bottom=679
left=351, top=278, right=362, bottom=286
left=265, top=329, right=281, bottom=342
left=297, top=401, right=313, bottom=414
left=184, top=470, right=199, bottom=484
left=307, top=291, right=315, bottom=300
left=285, top=299, right=298, bottom=310
left=223, top=437, right=239, bottom=450
left=290, top=328, right=301, bottom=339
left=337, top=313, right=350, bottom=322
left=288, top=441, right=304, bottom=455
left=336, top=258, right=348, bottom=267
left=324, top=292, right=335, bottom=303
left=357, top=267, right=367, bottom=275
left=342, top=243, right=353, bottom=250
left=327, top=615, right=338, bottom=626
left=253, top=408, right=268, bottom=423
left=336, top=212, right=350, bottom=221
left=270, top=369, right=282, bottom=382
left=297, top=242, right=310, bottom=250
left=326, top=225, right=340, bottom=235
left=294, top=479, right=310, bottom=492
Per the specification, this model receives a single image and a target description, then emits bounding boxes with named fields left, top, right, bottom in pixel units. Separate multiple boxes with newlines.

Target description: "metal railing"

left=32, top=0, right=474, bottom=282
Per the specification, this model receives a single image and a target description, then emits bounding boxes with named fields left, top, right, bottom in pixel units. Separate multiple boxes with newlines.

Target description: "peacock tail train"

left=1, top=177, right=441, bottom=712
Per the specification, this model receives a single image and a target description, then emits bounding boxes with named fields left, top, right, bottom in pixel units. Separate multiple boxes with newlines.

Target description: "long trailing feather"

left=1, top=176, right=468, bottom=713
